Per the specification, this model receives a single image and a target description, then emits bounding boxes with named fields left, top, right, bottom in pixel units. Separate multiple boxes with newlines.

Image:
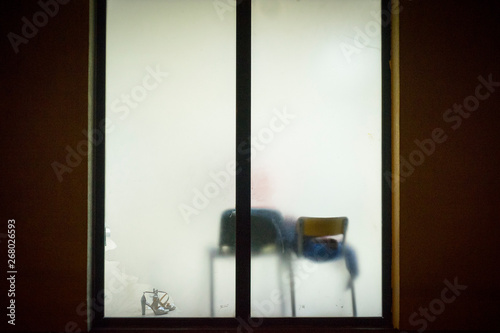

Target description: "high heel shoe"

left=141, top=289, right=176, bottom=315
left=158, top=291, right=176, bottom=311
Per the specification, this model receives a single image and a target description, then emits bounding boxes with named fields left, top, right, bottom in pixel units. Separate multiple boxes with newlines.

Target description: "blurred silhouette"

left=295, top=217, right=358, bottom=316
left=210, top=209, right=358, bottom=317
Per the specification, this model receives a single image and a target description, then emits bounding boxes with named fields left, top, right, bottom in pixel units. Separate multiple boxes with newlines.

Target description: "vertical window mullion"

left=381, top=2, right=393, bottom=319
left=93, top=0, right=106, bottom=325
left=235, top=0, right=252, bottom=320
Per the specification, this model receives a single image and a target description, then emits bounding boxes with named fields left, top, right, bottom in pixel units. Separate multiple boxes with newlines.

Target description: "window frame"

left=91, top=0, right=393, bottom=330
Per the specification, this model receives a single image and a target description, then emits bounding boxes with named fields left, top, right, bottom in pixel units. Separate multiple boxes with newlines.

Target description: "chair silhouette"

left=294, top=216, right=357, bottom=316
left=218, top=208, right=285, bottom=254
left=209, top=208, right=292, bottom=316
left=210, top=212, right=357, bottom=317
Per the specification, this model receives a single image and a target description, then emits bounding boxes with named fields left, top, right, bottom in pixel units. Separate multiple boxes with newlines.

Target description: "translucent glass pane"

left=251, top=0, right=382, bottom=317
left=104, top=0, right=235, bottom=317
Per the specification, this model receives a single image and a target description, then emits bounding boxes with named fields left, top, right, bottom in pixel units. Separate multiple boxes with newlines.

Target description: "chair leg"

left=278, top=256, right=286, bottom=316
left=286, top=252, right=296, bottom=317
left=349, top=277, right=357, bottom=317
left=209, top=249, right=215, bottom=317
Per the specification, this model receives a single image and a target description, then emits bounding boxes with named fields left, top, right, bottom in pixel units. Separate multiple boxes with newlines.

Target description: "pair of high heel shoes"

left=141, top=289, right=176, bottom=315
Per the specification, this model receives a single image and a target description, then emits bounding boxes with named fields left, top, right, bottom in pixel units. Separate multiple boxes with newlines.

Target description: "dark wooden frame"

left=91, top=0, right=392, bottom=330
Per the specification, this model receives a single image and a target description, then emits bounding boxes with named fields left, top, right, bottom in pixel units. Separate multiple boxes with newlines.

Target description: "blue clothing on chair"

left=219, top=208, right=358, bottom=278
left=302, top=236, right=358, bottom=278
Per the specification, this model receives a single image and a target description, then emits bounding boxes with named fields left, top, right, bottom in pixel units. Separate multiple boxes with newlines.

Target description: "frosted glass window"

left=99, top=0, right=388, bottom=323
left=251, top=0, right=383, bottom=317
left=104, top=0, right=236, bottom=317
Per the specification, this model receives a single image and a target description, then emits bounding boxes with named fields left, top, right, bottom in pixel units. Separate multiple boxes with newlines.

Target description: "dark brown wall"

left=1, top=1, right=89, bottom=332
left=399, top=0, right=500, bottom=330
left=0, top=0, right=499, bottom=332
